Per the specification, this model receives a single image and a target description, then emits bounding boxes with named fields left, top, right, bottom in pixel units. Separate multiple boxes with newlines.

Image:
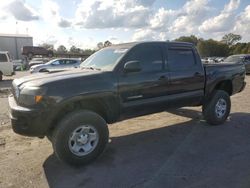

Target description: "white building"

left=0, top=34, right=33, bottom=60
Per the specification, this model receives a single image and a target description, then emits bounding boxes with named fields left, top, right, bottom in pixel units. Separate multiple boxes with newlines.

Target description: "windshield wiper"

left=81, top=66, right=101, bottom=71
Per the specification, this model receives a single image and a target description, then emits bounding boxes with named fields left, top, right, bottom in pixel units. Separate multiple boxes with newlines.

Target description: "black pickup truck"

left=9, top=42, right=246, bottom=165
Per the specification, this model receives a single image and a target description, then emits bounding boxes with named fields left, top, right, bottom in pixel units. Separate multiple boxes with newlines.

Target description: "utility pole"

left=15, top=21, right=18, bottom=59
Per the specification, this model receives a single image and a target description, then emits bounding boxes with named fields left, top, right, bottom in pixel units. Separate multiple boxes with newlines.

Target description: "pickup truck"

left=9, top=42, right=246, bottom=165
left=22, top=46, right=53, bottom=59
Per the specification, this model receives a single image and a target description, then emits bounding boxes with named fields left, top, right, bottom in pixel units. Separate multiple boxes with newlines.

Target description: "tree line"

left=39, top=34, right=249, bottom=58
left=174, top=33, right=250, bottom=57
left=39, top=40, right=112, bottom=56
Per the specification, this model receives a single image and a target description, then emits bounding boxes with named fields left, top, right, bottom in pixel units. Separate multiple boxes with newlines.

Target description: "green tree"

left=104, top=40, right=112, bottom=47
left=83, top=49, right=96, bottom=55
left=221, top=33, right=242, bottom=46
left=39, top=43, right=54, bottom=50
left=197, top=39, right=230, bottom=57
left=69, top=45, right=83, bottom=54
left=57, top=45, right=67, bottom=53
left=69, top=45, right=78, bottom=53
left=230, top=42, right=250, bottom=54
left=174, top=35, right=199, bottom=46
left=97, top=42, right=104, bottom=49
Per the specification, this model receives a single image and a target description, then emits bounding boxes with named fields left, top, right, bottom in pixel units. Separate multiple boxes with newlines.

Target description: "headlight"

left=14, top=86, right=20, bottom=99
left=18, top=86, right=47, bottom=106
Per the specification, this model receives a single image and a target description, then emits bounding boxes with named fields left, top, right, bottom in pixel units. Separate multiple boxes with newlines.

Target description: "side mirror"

left=124, top=61, right=141, bottom=73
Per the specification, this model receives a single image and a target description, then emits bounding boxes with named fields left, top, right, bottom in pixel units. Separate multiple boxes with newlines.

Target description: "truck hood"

left=14, top=69, right=101, bottom=87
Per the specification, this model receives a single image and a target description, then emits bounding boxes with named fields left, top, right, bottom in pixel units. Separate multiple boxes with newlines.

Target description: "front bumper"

left=8, top=95, right=51, bottom=137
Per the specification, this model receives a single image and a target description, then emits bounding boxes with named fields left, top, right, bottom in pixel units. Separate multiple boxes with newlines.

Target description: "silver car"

left=224, top=54, right=250, bottom=74
left=30, top=58, right=81, bottom=73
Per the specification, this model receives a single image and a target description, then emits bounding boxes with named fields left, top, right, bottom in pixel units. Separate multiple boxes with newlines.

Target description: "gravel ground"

left=0, top=72, right=250, bottom=188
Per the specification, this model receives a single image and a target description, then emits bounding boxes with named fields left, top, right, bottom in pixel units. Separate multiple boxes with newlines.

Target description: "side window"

left=66, top=60, right=76, bottom=65
left=59, top=60, right=66, bottom=65
left=52, top=60, right=60, bottom=65
left=124, top=44, right=163, bottom=72
left=167, top=48, right=196, bottom=71
left=244, top=56, right=250, bottom=62
left=0, top=54, right=7, bottom=62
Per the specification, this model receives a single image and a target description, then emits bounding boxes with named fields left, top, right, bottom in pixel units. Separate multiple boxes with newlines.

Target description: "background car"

left=28, top=57, right=50, bottom=68
left=224, top=54, right=250, bottom=73
left=30, top=58, right=81, bottom=73
left=0, top=51, right=14, bottom=81
left=22, top=46, right=54, bottom=59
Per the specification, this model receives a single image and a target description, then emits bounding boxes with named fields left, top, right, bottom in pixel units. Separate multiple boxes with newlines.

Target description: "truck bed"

left=203, top=62, right=246, bottom=96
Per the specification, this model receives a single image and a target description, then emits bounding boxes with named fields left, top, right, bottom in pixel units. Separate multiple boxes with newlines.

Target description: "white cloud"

left=233, top=5, right=250, bottom=41
left=41, top=0, right=72, bottom=28
left=132, top=29, right=167, bottom=41
left=149, top=8, right=175, bottom=30
left=58, top=18, right=72, bottom=28
left=133, top=0, right=211, bottom=41
left=0, top=0, right=39, bottom=21
left=169, top=0, right=210, bottom=34
left=74, top=0, right=153, bottom=28
left=199, top=0, right=240, bottom=33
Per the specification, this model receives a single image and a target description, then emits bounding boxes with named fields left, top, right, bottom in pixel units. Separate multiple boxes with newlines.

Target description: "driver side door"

left=117, top=43, right=170, bottom=117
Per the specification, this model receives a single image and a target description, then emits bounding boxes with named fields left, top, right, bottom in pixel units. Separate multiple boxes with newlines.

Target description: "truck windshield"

left=0, top=54, right=7, bottom=62
left=224, top=55, right=244, bottom=63
left=80, top=48, right=127, bottom=71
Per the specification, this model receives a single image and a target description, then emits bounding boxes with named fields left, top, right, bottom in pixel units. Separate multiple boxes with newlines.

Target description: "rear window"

left=167, top=48, right=196, bottom=71
left=0, top=54, right=8, bottom=62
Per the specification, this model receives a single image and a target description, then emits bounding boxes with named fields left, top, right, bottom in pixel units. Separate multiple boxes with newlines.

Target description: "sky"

left=0, top=0, right=249, bottom=49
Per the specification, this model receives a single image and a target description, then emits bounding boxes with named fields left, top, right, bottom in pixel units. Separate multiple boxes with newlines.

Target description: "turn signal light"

left=35, top=95, right=43, bottom=103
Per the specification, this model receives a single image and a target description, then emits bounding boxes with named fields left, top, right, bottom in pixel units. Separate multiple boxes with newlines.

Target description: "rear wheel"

left=202, top=90, right=231, bottom=125
left=52, top=110, right=109, bottom=166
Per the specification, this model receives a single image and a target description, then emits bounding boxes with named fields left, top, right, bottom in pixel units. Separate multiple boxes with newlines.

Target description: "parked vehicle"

left=28, top=58, right=49, bottom=68
left=30, top=58, right=81, bottom=73
left=9, top=42, right=246, bottom=165
left=0, top=51, right=14, bottom=81
left=22, top=46, right=54, bottom=58
left=224, top=54, right=250, bottom=73
left=13, top=59, right=25, bottom=71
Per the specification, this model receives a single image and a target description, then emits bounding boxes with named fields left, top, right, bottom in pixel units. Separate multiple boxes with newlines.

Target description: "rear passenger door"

left=166, top=45, right=205, bottom=106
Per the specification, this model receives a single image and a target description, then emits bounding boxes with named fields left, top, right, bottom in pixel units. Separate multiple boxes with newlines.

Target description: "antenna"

left=16, top=21, right=18, bottom=34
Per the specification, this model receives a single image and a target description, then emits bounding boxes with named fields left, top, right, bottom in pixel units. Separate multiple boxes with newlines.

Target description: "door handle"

left=158, top=75, right=168, bottom=81
left=194, top=72, right=202, bottom=76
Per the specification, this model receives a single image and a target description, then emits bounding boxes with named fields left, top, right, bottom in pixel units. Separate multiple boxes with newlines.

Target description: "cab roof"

left=108, top=41, right=194, bottom=49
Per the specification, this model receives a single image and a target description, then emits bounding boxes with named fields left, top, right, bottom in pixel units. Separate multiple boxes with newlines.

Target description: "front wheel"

left=52, top=110, right=109, bottom=166
left=202, top=90, right=231, bottom=125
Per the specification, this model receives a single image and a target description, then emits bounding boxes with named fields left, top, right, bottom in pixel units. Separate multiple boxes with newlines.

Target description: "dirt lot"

left=0, top=72, right=250, bottom=188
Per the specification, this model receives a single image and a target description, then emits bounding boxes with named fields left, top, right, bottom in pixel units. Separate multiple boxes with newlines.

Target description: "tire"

left=202, top=90, right=231, bottom=125
left=0, top=72, right=2, bottom=81
left=52, top=110, right=109, bottom=166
